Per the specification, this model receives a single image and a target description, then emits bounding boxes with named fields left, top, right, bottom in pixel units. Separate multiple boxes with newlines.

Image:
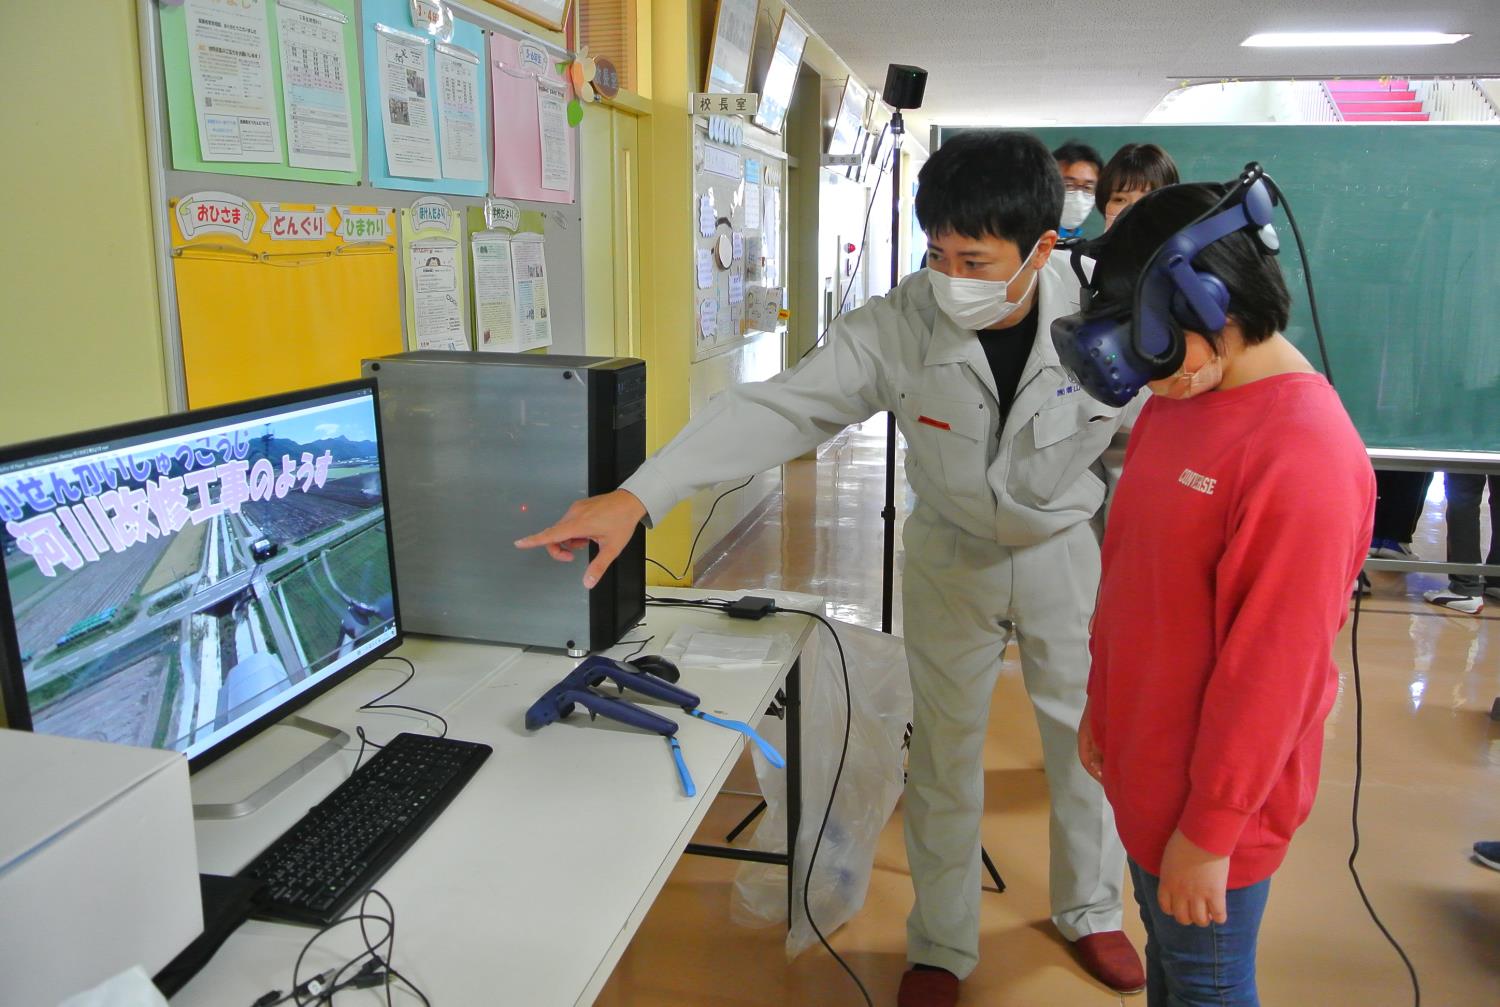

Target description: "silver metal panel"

left=366, top=354, right=592, bottom=649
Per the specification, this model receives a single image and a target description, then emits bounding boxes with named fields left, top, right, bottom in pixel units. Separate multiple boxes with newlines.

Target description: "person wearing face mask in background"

left=1097, top=142, right=1180, bottom=231
left=517, top=130, right=1147, bottom=1007
left=1053, top=141, right=1104, bottom=243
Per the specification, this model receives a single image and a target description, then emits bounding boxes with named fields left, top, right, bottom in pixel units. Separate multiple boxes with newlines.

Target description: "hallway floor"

left=597, top=418, right=1499, bottom=1006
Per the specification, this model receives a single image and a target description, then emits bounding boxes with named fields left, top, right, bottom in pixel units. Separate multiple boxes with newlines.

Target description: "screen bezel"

left=0, top=379, right=404, bottom=772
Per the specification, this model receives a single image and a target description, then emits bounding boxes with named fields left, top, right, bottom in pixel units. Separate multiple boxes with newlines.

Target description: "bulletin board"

left=140, top=0, right=587, bottom=410
left=488, top=30, right=577, bottom=204
left=362, top=0, right=490, bottom=196
left=691, top=123, right=787, bottom=361
left=161, top=0, right=364, bottom=184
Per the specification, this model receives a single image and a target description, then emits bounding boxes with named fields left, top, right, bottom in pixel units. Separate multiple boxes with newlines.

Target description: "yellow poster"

left=170, top=192, right=401, bottom=408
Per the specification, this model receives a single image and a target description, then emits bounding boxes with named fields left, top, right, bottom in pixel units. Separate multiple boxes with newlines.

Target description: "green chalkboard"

left=943, top=126, right=1500, bottom=453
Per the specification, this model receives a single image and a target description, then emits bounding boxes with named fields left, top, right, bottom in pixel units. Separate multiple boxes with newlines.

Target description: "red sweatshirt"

left=1089, top=373, right=1375, bottom=887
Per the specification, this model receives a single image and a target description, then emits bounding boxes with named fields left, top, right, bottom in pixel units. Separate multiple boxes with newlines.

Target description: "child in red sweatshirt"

left=1073, top=183, right=1375, bottom=1006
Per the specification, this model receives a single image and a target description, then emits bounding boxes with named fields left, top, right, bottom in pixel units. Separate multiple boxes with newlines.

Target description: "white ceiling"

left=789, top=0, right=1499, bottom=133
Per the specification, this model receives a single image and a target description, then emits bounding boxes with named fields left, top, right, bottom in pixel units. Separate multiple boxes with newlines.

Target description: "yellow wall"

left=0, top=0, right=168, bottom=445
left=634, top=0, right=703, bottom=581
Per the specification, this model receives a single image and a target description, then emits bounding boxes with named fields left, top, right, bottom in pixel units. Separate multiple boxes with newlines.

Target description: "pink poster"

left=489, top=33, right=576, bottom=204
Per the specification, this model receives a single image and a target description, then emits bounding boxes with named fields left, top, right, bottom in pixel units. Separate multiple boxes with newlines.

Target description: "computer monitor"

left=0, top=381, right=402, bottom=770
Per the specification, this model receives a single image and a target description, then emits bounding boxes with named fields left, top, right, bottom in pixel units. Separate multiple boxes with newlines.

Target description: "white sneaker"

left=1423, top=589, right=1484, bottom=615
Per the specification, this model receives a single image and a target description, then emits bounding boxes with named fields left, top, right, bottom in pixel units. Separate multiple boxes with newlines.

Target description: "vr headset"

left=1051, top=163, right=1282, bottom=408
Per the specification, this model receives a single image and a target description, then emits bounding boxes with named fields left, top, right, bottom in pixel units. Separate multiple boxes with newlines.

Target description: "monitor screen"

left=751, top=11, right=808, bottom=136
left=0, top=381, right=401, bottom=767
left=827, top=77, right=869, bottom=156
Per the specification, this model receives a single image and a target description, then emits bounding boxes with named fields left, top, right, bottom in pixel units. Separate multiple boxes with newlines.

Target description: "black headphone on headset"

left=1051, top=163, right=1285, bottom=407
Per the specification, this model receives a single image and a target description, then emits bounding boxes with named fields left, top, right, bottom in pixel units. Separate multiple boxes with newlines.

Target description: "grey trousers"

left=900, top=505, right=1126, bottom=979
left=1445, top=473, right=1498, bottom=594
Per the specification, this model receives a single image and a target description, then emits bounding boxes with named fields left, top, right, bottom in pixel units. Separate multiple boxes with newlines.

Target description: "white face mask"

left=1060, top=189, right=1093, bottom=230
left=928, top=238, right=1042, bottom=330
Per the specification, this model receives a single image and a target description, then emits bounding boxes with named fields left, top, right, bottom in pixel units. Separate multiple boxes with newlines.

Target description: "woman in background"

left=1097, top=143, right=1180, bottom=230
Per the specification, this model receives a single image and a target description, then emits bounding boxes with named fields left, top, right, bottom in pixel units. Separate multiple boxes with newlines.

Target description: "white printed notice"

left=377, top=26, right=440, bottom=179
left=184, top=0, right=282, bottom=163
left=473, top=234, right=518, bottom=351
left=511, top=238, right=553, bottom=351
left=698, top=298, right=718, bottom=341
left=436, top=43, right=484, bottom=180
left=696, top=248, right=713, bottom=290
left=410, top=238, right=468, bottom=350
left=744, top=181, right=761, bottom=230
left=537, top=77, right=572, bottom=192
left=275, top=0, right=356, bottom=172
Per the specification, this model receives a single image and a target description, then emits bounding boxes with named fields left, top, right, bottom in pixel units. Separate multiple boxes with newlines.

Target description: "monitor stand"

left=192, top=716, right=349, bottom=820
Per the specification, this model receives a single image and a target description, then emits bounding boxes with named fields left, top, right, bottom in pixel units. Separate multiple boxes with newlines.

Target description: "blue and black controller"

left=524, top=656, right=702, bottom=734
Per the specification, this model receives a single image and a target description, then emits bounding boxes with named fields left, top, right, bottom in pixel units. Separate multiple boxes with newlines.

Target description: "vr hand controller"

left=526, top=658, right=699, bottom=796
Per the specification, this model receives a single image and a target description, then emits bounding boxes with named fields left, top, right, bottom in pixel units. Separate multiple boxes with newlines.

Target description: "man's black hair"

left=916, top=130, right=1062, bottom=251
left=1089, top=182, right=1290, bottom=346
left=1052, top=141, right=1103, bottom=173
left=1096, top=143, right=1180, bottom=215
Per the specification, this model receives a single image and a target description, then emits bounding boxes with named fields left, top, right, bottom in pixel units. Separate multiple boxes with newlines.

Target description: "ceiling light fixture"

left=1242, top=31, right=1469, bottom=47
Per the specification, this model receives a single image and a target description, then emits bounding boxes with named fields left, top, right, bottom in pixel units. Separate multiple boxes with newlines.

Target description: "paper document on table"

left=184, top=0, right=282, bottom=163
left=436, top=43, right=484, bottom=180
left=687, top=633, right=773, bottom=665
left=275, top=0, right=356, bottom=171
left=376, top=25, right=440, bottom=178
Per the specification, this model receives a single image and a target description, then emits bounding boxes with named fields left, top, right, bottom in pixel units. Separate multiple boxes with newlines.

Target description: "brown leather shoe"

left=897, top=967, right=960, bottom=1007
left=1073, top=930, right=1146, bottom=993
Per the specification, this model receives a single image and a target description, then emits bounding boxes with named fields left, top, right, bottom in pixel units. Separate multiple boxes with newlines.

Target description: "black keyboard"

left=239, top=733, right=492, bottom=925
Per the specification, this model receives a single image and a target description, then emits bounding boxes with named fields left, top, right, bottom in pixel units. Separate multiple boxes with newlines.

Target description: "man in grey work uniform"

left=517, top=131, right=1145, bottom=1006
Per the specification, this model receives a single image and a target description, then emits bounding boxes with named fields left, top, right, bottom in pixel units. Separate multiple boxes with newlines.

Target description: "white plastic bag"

left=730, top=618, right=913, bottom=957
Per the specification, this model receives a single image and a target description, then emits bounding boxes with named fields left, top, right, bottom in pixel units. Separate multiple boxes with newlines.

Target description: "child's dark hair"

left=1096, top=143, right=1180, bottom=215
left=916, top=130, right=1062, bottom=252
left=1052, top=141, right=1103, bottom=173
left=1091, top=182, right=1291, bottom=346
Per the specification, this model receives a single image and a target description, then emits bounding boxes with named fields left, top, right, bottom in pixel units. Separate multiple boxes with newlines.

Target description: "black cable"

left=357, top=890, right=397, bottom=1007
left=1347, top=589, right=1422, bottom=1005
left=288, top=911, right=392, bottom=1006
left=275, top=890, right=432, bottom=1007
left=799, top=142, right=897, bottom=363
left=352, top=656, right=449, bottom=771
left=616, top=633, right=654, bottom=660
left=646, top=477, right=755, bottom=582
left=773, top=605, right=873, bottom=1007
left=1264, top=176, right=1334, bottom=382
left=637, top=594, right=871, bottom=1003
left=1271, top=173, right=1414, bottom=1005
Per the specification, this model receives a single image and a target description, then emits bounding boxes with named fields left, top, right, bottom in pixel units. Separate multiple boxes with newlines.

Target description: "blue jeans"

left=1129, top=859, right=1271, bottom=1006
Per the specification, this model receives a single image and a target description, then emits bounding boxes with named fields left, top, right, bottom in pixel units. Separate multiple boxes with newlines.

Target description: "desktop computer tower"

left=363, top=352, right=645, bottom=655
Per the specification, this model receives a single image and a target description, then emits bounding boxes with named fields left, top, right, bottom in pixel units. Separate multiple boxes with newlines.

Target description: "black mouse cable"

left=353, top=656, right=449, bottom=771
